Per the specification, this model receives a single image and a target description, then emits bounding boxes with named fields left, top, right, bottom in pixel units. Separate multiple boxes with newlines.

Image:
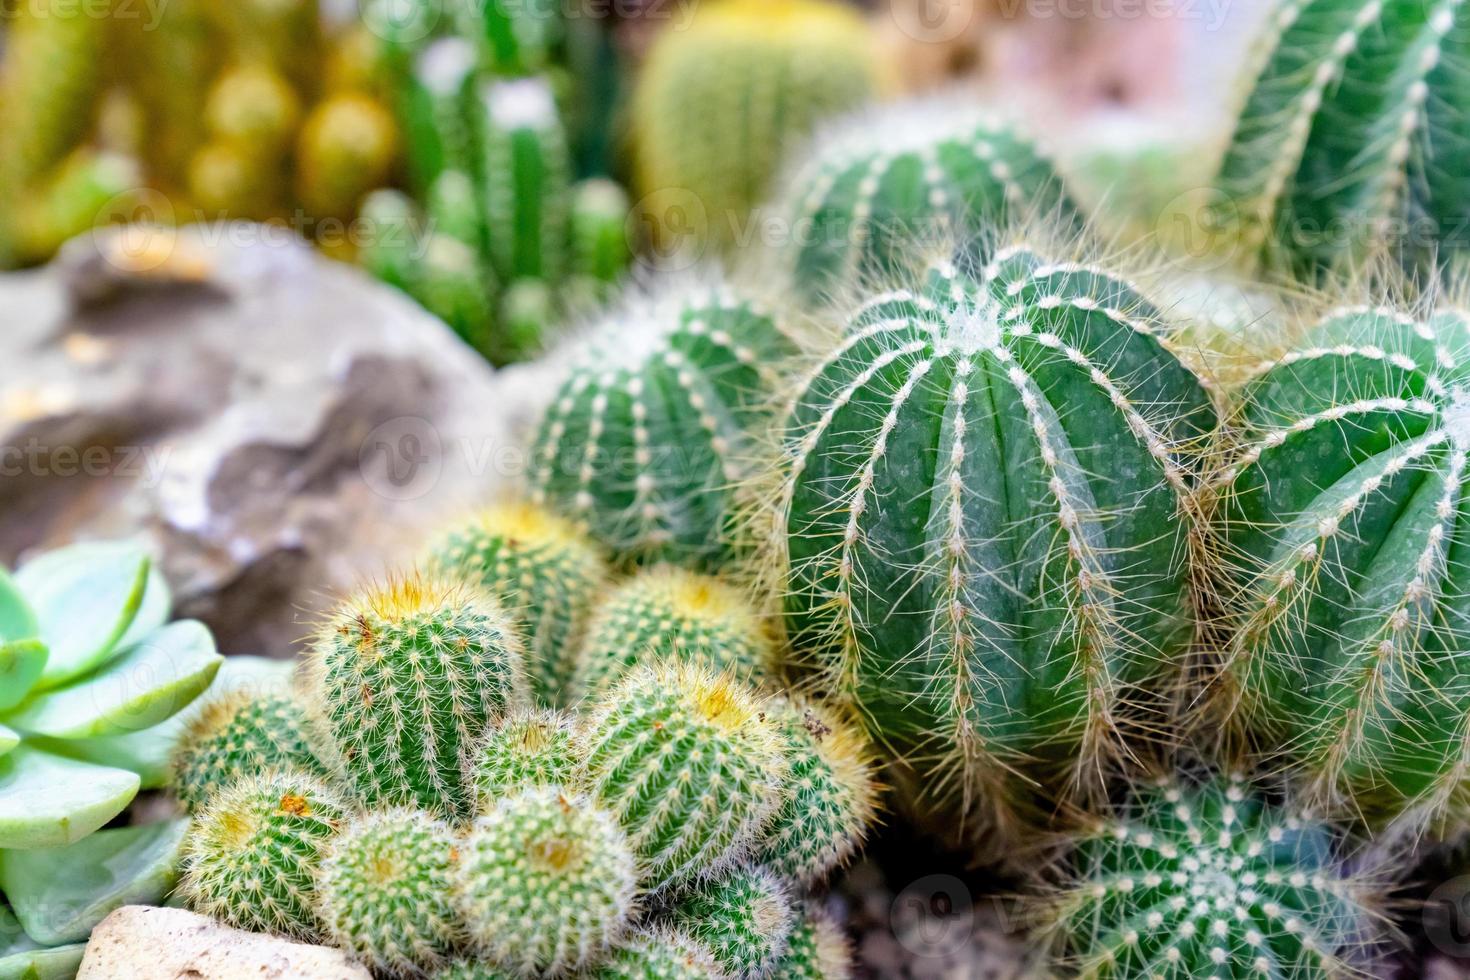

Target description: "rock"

left=78, top=905, right=371, bottom=979
left=0, top=222, right=560, bottom=656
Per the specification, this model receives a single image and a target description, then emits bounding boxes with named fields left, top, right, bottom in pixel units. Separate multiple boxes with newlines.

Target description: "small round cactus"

left=432, top=962, right=515, bottom=980
left=755, top=697, right=878, bottom=886
left=780, top=904, right=852, bottom=980
left=471, top=707, right=578, bottom=807
left=453, top=785, right=639, bottom=975
left=417, top=232, right=498, bottom=354
left=203, top=63, right=300, bottom=150
left=669, top=865, right=794, bottom=980
left=295, top=92, right=398, bottom=219
left=1044, top=773, right=1372, bottom=978
left=171, top=690, right=325, bottom=814
left=579, top=661, right=788, bottom=888
left=530, top=281, right=795, bottom=567
left=305, top=574, right=525, bottom=820
left=574, top=565, right=776, bottom=698
left=591, top=929, right=726, bottom=980
left=315, top=808, right=461, bottom=974
left=429, top=500, right=608, bottom=706
left=180, top=769, right=347, bottom=938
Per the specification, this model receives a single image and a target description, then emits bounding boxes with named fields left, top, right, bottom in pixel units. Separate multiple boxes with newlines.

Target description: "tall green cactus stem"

left=756, top=698, right=878, bottom=886
left=429, top=501, right=607, bottom=705
left=781, top=104, right=1079, bottom=303
left=778, top=250, right=1215, bottom=836
left=305, top=574, right=524, bottom=820
left=400, top=38, right=478, bottom=195
left=358, top=189, right=423, bottom=293
left=1211, top=304, right=1470, bottom=829
left=416, top=233, right=497, bottom=355
left=1216, top=0, right=1470, bottom=275
left=633, top=0, right=883, bottom=253
left=530, top=283, right=794, bottom=566
left=477, top=77, right=571, bottom=284
left=571, top=178, right=632, bottom=287
left=573, top=565, right=776, bottom=697
left=427, top=169, right=486, bottom=249
left=780, top=904, right=852, bottom=980
left=454, top=785, right=639, bottom=975
left=669, top=865, right=794, bottom=980
left=315, top=809, right=461, bottom=975
left=496, top=278, right=555, bottom=367
left=1044, top=773, right=1371, bottom=978
left=180, top=769, right=347, bottom=938
left=579, top=661, right=788, bottom=888
left=459, top=0, right=561, bottom=76
left=171, top=691, right=324, bottom=814
left=592, top=929, right=726, bottom=980
left=471, top=708, right=578, bottom=807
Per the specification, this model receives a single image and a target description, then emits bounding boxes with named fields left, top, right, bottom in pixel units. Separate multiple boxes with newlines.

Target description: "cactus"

left=304, top=574, right=525, bottom=820
left=1216, top=0, right=1470, bottom=275
left=755, top=697, right=878, bottom=887
left=315, top=808, right=462, bottom=974
left=188, top=140, right=276, bottom=218
left=171, top=691, right=325, bottom=814
left=495, top=277, right=556, bottom=367
left=453, top=785, right=639, bottom=975
left=204, top=63, right=301, bottom=152
left=669, top=865, right=794, bottom=980
left=780, top=104, right=1079, bottom=303
left=579, top=661, right=788, bottom=888
left=1043, top=773, right=1373, bottom=978
left=428, top=500, right=607, bottom=705
left=428, top=168, right=486, bottom=249
left=780, top=904, right=852, bottom=980
left=1208, top=304, right=1470, bottom=829
left=592, top=929, right=726, bottom=980
left=358, top=188, right=424, bottom=292
left=458, top=0, right=561, bottom=76
left=432, top=962, right=515, bottom=980
left=776, top=249, right=1215, bottom=838
left=530, top=282, right=795, bottom=566
left=399, top=37, right=479, bottom=195
left=573, top=565, right=776, bottom=698
left=471, top=708, right=578, bottom=806
left=571, top=178, right=632, bottom=288
left=417, top=233, right=498, bottom=353
left=632, top=0, right=884, bottom=253
left=12, top=150, right=143, bottom=264
left=295, top=92, right=399, bottom=219
left=180, top=769, right=347, bottom=938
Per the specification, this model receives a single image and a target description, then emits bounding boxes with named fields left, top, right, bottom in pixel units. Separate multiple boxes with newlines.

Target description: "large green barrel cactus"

left=777, top=250, right=1216, bottom=834
left=530, top=282, right=795, bottom=567
left=1217, top=0, right=1470, bottom=275
left=781, top=105, right=1078, bottom=303
left=1043, top=773, right=1373, bottom=978
left=476, top=76, right=571, bottom=284
left=1210, top=303, right=1470, bottom=829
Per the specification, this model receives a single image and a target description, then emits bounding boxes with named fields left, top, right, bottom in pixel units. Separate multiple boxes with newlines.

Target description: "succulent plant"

left=1216, top=0, right=1470, bottom=275
left=11, top=150, right=142, bottom=265
left=180, top=768, right=348, bottom=938
left=579, top=661, right=788, bottom=889
left=755, top=697, right=878, bottom=887
left=458, top=0, right=561, bottom=76
left=471, top=707, right=578, bottom=806
left=1043, top=773, right=1373, bottom=978
left=428, top=168, right=489, bottom=250
left=780, top=904, right=852, bottom=980
left=573, top=565, right=776, bottom=698
left=632, top=0, right=884, bottom=254
left=417, top=232, right=499, bottom=353
left=358, top=187, right=425, bottom=292
left=530, top=281, right=795, bottom=567
left=304, top=574, right=525, bottom=820
left=775, top=249, right=1215, bottom=838
left=669, top=865, right=794, bottom=980
left=571, top=178, right=632, bottom=290
left=496, top=277, right=557, bottom=365
left=432, top=961, right=515, bottom=980
left=454, top=784, right=639, bottom=975
left=295, top=92, right=399, bottom=219
left=203, top=63, right=301, bottom=152
left=429, top=500, right=607, bottom=705
left=171, top=690, right=325, bottom=814
left=399, top=37, right=479, bottom=195
left=591, top=929, right=726, bottom=980
left=315, top=808, right=462, bottom=974
left=779, top=103, right=1079, bottom=303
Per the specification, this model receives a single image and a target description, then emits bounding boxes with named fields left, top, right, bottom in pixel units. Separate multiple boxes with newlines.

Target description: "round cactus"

left=777, top=248, right=1215, bottom=836
left=579, top=661, right=788, bottom=888
left=453, top=785, right=639, bottom=975
left=432, top=962, right=515, bottom=980
left=669, top=865, right=794, bottom=980
left=780, top=904, right=852, bottom=980
left=1044, top=773, right=1372, bottom=978
left=476, top=76, right=571, bottom=285
left=571, top=178, right=632, bottom=288
left=427, top=168, right=486, bottom=249
left=592, top=929, right=726, bottom=980
left=295, top=92, right=398, bottom=219
left=416, top=232, right=498, bottom=355
left=204, top=63, right=300, bottom=150
left=780, top=102, right=1078, bottom=303
left=471, top=707, right=578, bottom=807
left=171, top=690, right=325, bottom=814
left=358, top=188, right=423, bottom=293
left=305, top=574, right=525, bottom=820
left=530, top=281, right=795, bottom=567
left=754, top=697, right=878, bottom=886
left=1210, top=304, right=1470, bottom=829
left=574, top=565, right=776, bottom=698
left=1217, top=0, right=1470, bottom=275
left=315, top=808, right=461, bottom=974
left=429, top=501, right=607, bottom=705
left=179, top=769, right=347, bottom=938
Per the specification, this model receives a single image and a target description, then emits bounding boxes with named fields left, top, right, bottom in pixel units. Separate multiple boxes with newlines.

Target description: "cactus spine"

left=180, top=770, right=347, bottom=938
left=669, top=865, right=794, bottom=980
left=530, top=283, right=795, bottom=566
left=471, top=708, right=578, bottom=806
left=454, top=785, right=639, bottom=975
left=171, top=691, right=325, bottom=814
left=780, top=904, right=852, bottom=980
left=777, top=250, right=1215, bottom=837
left=579, top=662, right=788, bottom=888
left=573, top=566, right=776, bottom=698
left=592, top=929, right=726, bottom=980
left=306, top=575, right=525, bottom=820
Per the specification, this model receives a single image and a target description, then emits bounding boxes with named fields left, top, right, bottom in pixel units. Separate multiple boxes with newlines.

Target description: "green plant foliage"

left=669, top=865, right=794, bottom=979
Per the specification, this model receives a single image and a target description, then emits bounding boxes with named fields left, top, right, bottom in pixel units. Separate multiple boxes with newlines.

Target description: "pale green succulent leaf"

left=0, top=907, right=85, bottom=980
left=0, top=818, right=190, bottom=946
left=0, top=747, right=139, bottom=848
left=0, top=725, right=17, bottom=757
left=0, top=568, right=37, bottom=645
left=0, top=640, right=48, bottom=712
